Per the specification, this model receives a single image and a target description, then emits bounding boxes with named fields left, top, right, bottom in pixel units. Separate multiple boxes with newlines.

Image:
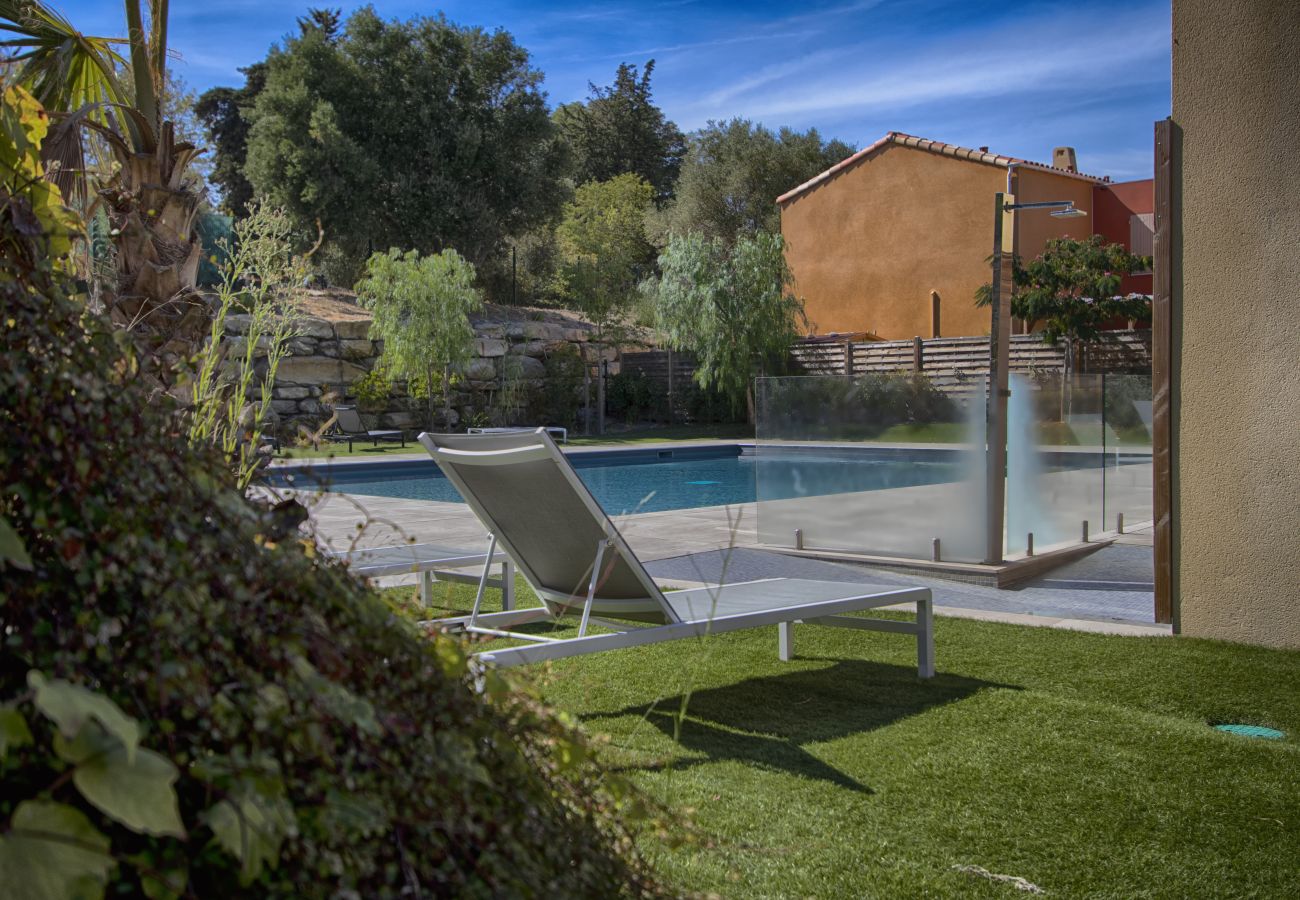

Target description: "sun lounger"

left=329, top=541, right=514, bottom=610
left=466, top=425, right=568, bottom=444
left=416, top=429, right=934, bottom=675
left=326, top=406, right=406, bottom=452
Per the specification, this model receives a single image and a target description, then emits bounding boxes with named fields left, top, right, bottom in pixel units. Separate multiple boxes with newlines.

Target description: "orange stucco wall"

left=779, top=144, right=1097, bottom=339
left=1093, top=179, right=1154, bottom=295
left=1011, top=166, right=1095, bottom=256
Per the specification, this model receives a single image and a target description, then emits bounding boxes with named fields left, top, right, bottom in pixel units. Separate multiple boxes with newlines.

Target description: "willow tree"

left=355, top=249, right=483, bottom=430
left=653, top=230, right=805, bottom=421
left=0, top=0, right=207, bottom=387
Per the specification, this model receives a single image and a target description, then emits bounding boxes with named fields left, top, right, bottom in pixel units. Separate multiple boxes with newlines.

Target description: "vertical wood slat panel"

left=1152, top=118, right=1175, bottom=626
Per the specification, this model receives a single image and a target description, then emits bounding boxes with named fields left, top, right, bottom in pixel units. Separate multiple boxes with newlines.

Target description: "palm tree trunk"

left=100, top=120, right=206, bottom=391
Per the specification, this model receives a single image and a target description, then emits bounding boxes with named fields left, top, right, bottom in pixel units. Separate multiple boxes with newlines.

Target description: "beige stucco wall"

left=1171, top=0, right=1300, bottom=647
left=780, top=144, right=1095, bottom=339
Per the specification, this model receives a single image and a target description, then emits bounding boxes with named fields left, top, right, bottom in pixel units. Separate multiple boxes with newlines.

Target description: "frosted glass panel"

left=1102, top=374, right=1154, bottom=530
left=755, top=374, right=989, bottom=563
left=755, top=370, right=1150, bottom=564
left=1005, top=373, right=1108, bottom=555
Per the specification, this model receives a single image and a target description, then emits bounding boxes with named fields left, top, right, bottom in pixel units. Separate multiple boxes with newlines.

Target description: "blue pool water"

left=270, top=445, right=967, bottom=515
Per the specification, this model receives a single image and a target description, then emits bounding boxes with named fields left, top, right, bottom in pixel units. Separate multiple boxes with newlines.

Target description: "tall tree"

left=245, top=7, right=565, bottom=286
left=652, top=119, right=853, bottom=244
left=297, top=6, right=342, bottom=37
left=653, top=230, right=805, bottom=420
left=1, top=0, right=208, bottom=389
left=555, top=174, right=655, bottom=345
left=194, top=62, right=266, bottom=216
left=356, top=248, right=483, bottom=429
left=553, top=61, right=685, bottom=199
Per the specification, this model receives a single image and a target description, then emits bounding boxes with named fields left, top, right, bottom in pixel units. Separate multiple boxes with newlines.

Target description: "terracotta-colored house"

left=777, top=132, right=1151, bottom=339
left=1093, top=177, right=1154, bottom=296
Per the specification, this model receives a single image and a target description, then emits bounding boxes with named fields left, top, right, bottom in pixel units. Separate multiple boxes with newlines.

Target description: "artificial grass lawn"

left=389, top=579, right=1299, bottom=898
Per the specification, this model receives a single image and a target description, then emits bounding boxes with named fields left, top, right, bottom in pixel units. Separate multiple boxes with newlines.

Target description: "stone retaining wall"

left=226, top=305, right=647, bottom=437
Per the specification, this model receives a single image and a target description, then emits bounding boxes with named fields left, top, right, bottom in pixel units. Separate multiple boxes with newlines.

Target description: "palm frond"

left=42, top=102, right=96, bottom=205
left=0, top=0, right=128, bottom=121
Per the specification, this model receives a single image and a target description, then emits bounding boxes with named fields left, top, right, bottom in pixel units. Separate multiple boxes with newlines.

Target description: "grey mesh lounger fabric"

left=417, top=429, right=934, bottom=676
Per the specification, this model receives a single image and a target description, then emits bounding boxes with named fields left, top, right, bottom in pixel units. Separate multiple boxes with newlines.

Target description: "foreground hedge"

left=0, top=235, right=668, bottom=895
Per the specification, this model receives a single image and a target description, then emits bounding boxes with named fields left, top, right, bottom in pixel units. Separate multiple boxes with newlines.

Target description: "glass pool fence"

left=754, top=371, right=1153, bottom=563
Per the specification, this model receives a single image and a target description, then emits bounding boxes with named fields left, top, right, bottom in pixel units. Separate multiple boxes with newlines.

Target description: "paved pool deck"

left=282, top=444, right=1162, bottom=637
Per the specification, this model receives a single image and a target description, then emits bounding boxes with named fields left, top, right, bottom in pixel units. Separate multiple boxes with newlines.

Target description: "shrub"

left=537, top=346, right=586, bottom=428
left=349, top=367, right=394, bottom=415
left=606, top=369, right=664, bottom=424
left=495, top=355, right=529, bottom=424
left=0, top=216, right=667, bottom=895
left=1102, top=373, right=1152, bottom=436
left=759, top=373, right=960, bottom=439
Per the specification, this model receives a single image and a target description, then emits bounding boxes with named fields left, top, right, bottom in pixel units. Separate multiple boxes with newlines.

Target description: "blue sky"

left=60, top=0, right=1170, bottom=180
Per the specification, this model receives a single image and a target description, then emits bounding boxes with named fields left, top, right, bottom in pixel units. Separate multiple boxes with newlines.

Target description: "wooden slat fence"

left=620, top=331, right=1150, bottom=400
left=619, top=349, right=699, bottom=385
left=791, top=330, right=1151, bottom=381
left=1079, top=330, right=1152, bottom=373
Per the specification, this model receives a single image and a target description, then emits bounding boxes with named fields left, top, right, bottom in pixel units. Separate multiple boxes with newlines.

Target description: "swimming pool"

left=269, top=445, right=968, bottom=515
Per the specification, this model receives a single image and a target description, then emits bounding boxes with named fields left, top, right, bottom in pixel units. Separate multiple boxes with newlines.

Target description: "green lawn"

left=389, top=579, right=1299, bottom=898
left=276, top=440, right=420, bottom=460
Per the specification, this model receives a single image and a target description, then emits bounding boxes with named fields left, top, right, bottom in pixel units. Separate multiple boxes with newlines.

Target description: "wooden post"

left=912, top=336, right=923, bottom=372
left=984, top=192, right=1015, bottom=565
left=930, top=290, right=941, bottom=338
left=1152, top=118, right=1175, bottom=625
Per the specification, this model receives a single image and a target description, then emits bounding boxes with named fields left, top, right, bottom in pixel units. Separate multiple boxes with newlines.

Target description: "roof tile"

left=776, top=131, right=1105, bottom=205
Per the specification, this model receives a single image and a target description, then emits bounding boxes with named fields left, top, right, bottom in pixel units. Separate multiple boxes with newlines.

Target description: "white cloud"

left=667, top=3, right=1169, bottom=130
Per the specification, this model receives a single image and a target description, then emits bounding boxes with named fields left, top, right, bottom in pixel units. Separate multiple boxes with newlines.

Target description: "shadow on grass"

left=584, top=659, right=1010, bottom=793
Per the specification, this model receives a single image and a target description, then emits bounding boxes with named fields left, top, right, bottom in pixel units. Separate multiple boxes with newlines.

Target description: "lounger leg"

left=916, top=594, right=935, bottom=679
left=501, top=560, right=515, bottom=611
left=778, top=621, right=794, bottom=661
left=420, top=570, right=433, bottom=609
left=578, top=540, right=611, bottom=638
left=469, top=534, right=499, bottom=629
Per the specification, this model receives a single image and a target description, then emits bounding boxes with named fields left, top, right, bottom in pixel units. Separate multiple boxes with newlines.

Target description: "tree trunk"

left=596, top=346, right=606, bottom=436
left=99, top=121, right=205, bottom=394
left=426, top=366, right=437, bottom=432
left=443, top=363, right=452, bottom=432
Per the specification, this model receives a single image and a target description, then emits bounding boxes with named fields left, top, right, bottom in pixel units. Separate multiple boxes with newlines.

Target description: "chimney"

left=1053, top=146, right=1078, bottom=173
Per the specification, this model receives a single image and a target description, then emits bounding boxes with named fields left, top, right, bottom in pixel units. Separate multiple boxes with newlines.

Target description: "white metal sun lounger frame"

left=328, top=542, right=515, bottom=610
left=417, top=430, right=934, bottom=676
